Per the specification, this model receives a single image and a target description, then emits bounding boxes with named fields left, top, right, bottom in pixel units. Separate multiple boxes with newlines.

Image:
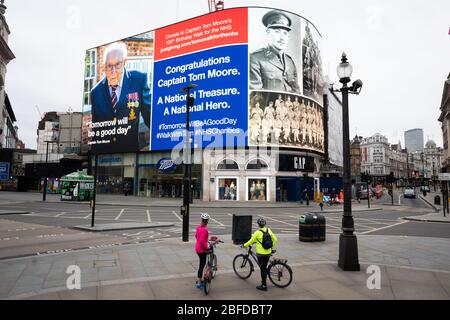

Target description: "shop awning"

left=60, top=170, right=94, bottom=182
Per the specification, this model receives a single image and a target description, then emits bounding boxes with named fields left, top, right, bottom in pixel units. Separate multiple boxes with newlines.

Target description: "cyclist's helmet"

left=201, top=213, right=210, bottom=221
left=257, top=217, right=266, bottom=226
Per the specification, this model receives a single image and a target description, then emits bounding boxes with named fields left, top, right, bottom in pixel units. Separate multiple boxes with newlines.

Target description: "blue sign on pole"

left=0, top=162, right=10, bottom=181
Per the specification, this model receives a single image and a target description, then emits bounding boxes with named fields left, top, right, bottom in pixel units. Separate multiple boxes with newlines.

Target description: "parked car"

left=359, top=188, right=373, bottom=200
left=403, top=187, right=416, bottom=199
left=420, top=186, right=430, bottom=192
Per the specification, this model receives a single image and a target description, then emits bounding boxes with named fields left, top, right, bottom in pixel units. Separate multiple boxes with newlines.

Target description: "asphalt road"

left=0, top=191, right=448, bottom=260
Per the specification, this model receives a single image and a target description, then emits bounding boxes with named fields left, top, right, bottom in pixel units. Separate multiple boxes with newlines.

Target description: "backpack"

left=259, top=228, right=273, bottom=250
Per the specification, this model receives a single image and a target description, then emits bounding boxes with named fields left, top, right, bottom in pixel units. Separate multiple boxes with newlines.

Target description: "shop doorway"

left=276, top=177, right=300, bottom=202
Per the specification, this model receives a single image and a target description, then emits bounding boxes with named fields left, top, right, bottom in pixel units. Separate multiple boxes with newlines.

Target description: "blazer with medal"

left=250, top=45, right=300, bottom=93
left=90, top=69, right=151, bottom=152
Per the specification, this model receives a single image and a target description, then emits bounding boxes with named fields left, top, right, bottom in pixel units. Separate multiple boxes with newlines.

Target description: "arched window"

left=216, top=159, right=239, bottom=170
left=246, top=158, right=269, bottom=170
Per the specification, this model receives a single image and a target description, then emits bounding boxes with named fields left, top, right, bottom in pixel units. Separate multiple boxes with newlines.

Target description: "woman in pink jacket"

left=195, top=213, right=210, bottom=289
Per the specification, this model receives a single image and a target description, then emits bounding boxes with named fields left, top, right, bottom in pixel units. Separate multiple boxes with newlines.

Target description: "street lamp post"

left=333, top=53, right=362, bottom=271
left=421, top=152, right=425, bottom=189
left=432, top=159, right=436, bottom=192
left=181, top=84, right=197, bottom=242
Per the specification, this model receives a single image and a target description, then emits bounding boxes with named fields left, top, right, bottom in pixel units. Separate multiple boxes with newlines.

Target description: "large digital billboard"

left=82, top=7, right=325, bottom=154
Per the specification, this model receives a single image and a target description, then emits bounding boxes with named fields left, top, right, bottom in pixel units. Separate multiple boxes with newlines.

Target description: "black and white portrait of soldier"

left=249, top=9, right=302, bottom=94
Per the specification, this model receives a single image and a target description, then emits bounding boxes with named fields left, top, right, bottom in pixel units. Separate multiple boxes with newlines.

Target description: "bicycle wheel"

left=268, top=261, right=293, bottom=288
left=233, top=254, right=253, bottom=280
left=203, top=274, right=211, bottom=295
left=211, top=254, right=218, bottom=279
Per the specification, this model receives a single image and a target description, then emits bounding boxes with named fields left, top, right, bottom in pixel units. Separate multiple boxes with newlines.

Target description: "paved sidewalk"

left=1, top=233, right=450, bottom=300
left=414, top=191, right=450, bottom=222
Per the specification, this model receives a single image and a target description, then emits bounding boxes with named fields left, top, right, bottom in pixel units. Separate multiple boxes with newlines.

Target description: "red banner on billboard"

left=154, top=7, right=248, bottom=61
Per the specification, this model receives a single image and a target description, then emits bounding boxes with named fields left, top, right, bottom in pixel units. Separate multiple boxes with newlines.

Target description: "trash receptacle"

left=435, top=195, right=441, bottom=205
left=299, top=213, right=326, bottom=242
left=232, top=214, right=252, bottom=245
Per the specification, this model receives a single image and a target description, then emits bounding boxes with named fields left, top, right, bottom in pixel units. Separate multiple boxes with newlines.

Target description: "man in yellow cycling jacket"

left=243, top=217, right=278, bottom=291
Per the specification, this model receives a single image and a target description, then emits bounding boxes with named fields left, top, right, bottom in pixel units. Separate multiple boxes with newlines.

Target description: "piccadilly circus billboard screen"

left=81, top=7, right=325, bottom=154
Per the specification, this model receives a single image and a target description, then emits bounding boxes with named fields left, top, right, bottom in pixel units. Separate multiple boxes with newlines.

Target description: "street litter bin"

left=299, top=213, right=326, bottom=242
left=435, top=195, right=441, bottom=205
left=232, top=214, right=252, bottom=245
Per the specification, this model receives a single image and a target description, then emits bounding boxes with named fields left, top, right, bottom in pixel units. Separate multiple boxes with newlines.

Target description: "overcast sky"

left=5, top=0, right=450, bottom=149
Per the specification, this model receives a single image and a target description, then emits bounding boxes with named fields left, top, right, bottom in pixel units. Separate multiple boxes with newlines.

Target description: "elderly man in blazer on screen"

left=90, top=41, right=151, bottom=153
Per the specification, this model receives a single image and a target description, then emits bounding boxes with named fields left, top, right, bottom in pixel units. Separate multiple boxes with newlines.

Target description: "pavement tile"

left=27, top=292, right=61, bottom=300
left=208, top=287, right=262, bottom=300
left=51, top=260, right=77, bottom=268
left=390, top=279, right=449, bottom=299
left=45, top=268, right=70, bottom=281
left=80, top=272, right=99, bottom=284
left=0, top=281, right=16, bottom=298
left=149, top=277, right=206, bottom=299
left=386, top=267, right=443, bottom=284
left=8, top=284, right=43, bottom=298
left=98, top=268, right=123, bottom=281
left=0, top=270, right=25, bottom=283
left=16, top=275, right=45, bottom=286
left=300, top=279, right=370, bottom=300
left=98, top=282, right=154, bottom=300
left=122, top=268, right=147, bottom=279
left=434, top=273, right=450, bottom=296
left=349, top=285, right=395, bottom=300
left=58, top=286, right=98, bottom=300
left=41, top=279, right=67, bottom=290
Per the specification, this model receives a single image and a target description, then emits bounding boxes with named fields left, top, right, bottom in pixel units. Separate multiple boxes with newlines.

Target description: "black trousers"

left=197, top=252, right=207, bottom=279
left=257, top=254, right=270, bottom=286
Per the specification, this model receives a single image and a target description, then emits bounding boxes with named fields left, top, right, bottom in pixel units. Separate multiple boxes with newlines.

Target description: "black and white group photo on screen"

left=302, top=21, right=324, bottom=105
left=248, top=8, right=302, bottom=94
left=248, top=91, right=324, bottom=153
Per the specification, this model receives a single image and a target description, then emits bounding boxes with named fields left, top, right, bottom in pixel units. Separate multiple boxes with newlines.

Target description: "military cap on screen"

left=262, top=10, right=292, bottom=31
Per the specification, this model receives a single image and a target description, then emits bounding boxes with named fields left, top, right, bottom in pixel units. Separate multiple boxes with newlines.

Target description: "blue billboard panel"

left=151, top=45, right=248, bottom=151
left=0, top=162, right=10, bottom=181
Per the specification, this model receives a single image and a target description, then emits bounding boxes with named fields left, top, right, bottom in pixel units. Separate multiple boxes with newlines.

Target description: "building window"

left=217, top=177, right=238, bottom=201
left=83, top=49, right=97, bottom=106
left=246, top=158, right=269, bottom=170
left=247, top=178, right=269, bottom=201
left=216, top=159, right=239, bottom=170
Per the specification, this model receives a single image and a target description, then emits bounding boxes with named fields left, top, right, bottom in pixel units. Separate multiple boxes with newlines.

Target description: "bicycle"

left=202, top=236, right=223, bottom=295
left=233, top=245, right=293, bottom=288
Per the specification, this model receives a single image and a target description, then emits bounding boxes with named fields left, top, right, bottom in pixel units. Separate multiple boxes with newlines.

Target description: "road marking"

left=325, top=224, right=341, bottom=229
left=84, top=211, right=96, bottom=219
left=360, top=220, right=409, bottom=234
left=258, top=214, right=298, bottom=227
left=172, top=210, right=183, bottom=222
left=208, top=215, right=225, bottom=227
left=54, top=212, right=67, bottom=217
left=115, top=209, right=125, bottom=220
left=146, top=210, right=152, bottom=222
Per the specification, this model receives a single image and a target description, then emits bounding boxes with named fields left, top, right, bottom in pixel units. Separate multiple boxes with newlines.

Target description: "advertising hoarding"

left=82, top=7, right=325, bottom=154
left=325, top=88, right=343, bottom=167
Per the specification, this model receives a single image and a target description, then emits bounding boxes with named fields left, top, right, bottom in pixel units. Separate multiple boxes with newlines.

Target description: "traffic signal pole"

left=391, top=182, right=394, bottom=205
left=91, top=154, right=98, bottom=228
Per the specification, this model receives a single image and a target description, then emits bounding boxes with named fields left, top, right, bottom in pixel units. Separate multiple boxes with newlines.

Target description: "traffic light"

left=361, top=172, right=367, bottom=182
left=386, top=171, right=394, bottom=184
